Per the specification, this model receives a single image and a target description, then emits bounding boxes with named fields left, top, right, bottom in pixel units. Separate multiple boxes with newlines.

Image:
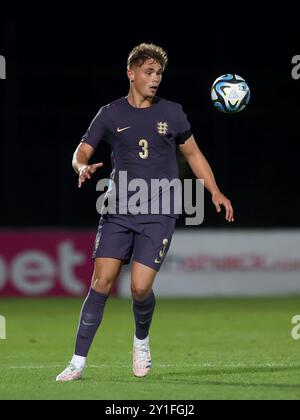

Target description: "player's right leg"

left=56, top=257, right=123, bottom=382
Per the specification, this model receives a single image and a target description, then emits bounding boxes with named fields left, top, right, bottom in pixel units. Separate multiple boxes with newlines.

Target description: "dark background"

left=0, top=9, right=299, bottom=229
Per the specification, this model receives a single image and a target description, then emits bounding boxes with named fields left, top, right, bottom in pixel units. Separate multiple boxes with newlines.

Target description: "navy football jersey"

left=81, top=97, right=192, bottom=218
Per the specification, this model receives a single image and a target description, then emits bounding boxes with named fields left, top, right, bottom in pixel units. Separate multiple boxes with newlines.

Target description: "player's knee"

left=91, top=275, right=115, bottom=294
left=131, top=285, right=150, bottom=301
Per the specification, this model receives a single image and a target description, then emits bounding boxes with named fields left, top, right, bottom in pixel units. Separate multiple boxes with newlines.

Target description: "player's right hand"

left=78, top=163, right=104, bottom=188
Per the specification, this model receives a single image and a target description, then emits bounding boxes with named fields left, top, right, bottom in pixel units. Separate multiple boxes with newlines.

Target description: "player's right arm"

left=72, top=142, right=104, bottom=188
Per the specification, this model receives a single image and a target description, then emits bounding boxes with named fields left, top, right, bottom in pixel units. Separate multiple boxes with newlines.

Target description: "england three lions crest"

left=157, top=122, right=169, bottom=135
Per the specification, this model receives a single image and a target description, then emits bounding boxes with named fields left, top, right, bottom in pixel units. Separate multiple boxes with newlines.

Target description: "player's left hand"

left=212, top=191, right=234, bottom=223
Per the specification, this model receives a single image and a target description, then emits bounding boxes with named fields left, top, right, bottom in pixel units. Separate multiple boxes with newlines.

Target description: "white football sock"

left=71, top=355, right=86, bottom=369
left=134, top=335, right=149, bottom=347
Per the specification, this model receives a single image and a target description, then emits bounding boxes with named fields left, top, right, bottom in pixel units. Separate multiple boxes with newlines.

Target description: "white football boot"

left=56, top=362, right=84, bottom=382
left=133, top=336, right=152, bottom=377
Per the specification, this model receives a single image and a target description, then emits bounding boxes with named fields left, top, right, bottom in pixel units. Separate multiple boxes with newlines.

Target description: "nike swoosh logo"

left=117, top=126, right=130, bottom=133
left=154, top=259, right=162, bottom=264
left=82, top=321, right=96, bottom=326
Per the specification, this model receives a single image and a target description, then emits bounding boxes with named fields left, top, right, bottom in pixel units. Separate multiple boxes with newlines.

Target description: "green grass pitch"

left=0, top=297, right=300, bottom=400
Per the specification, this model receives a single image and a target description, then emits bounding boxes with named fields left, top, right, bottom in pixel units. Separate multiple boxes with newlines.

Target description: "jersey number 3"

left=139, top=139, right=149, bottom=159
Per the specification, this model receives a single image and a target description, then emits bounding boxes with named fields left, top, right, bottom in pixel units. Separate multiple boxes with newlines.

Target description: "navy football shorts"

left=93, top=213, right=176, bottom=271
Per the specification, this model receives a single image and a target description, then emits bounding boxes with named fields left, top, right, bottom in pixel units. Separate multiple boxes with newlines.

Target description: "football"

left=211, top=74, right=250, bottom=113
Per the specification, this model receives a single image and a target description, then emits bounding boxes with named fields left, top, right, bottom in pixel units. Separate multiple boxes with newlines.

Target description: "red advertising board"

left=0, top=231, right=110, bottom=297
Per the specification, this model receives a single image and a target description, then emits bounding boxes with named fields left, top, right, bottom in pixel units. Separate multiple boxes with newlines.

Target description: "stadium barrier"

left=0, top=230, right=300, bottom=297
left=120, top=230, right=300, bottom=297
left=0, top=231, right=96, bottom=297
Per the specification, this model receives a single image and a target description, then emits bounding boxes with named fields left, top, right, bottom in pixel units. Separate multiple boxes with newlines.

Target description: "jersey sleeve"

left=175, top=104, right=192, bottom=145
left=81, top=105, right=110, bottom=149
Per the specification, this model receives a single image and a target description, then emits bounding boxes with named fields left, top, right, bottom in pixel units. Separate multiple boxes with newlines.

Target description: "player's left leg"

left=130, top=215, right=176, bottom=377
left=131, top=262, right=158, bottom=377
left=131, top=215, right=176, bottom=376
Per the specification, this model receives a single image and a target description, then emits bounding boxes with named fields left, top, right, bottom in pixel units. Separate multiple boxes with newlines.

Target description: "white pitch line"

left=2, top=363, right=298, bottom=370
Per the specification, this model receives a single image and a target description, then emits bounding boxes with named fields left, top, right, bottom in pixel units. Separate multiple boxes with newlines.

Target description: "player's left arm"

left=179, top=135, right=234, bottom=222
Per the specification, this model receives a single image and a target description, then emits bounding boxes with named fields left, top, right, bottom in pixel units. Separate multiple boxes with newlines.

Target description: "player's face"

left=129, top=59, right=163, bottom=98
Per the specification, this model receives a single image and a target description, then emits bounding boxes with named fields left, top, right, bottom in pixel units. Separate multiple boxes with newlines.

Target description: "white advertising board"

left=119, top=230, right=300, bottom=297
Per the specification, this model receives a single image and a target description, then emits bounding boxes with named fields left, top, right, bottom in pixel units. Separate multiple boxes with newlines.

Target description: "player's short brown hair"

left=127, top=43, right=168, bottom=70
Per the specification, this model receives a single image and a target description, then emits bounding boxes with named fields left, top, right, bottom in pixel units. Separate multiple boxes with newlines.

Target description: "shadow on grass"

left=107, top=365, right=300, bottom=390
left=162, top=364, right=300, bottom=377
